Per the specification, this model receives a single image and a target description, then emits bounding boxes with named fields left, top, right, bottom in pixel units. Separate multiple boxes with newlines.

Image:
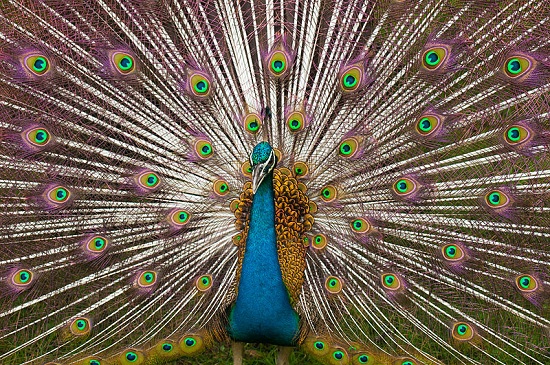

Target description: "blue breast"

left=228, top=171, right=300, bottom=345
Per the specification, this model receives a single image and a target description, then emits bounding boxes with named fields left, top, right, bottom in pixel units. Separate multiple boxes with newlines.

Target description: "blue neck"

left=228, top=171, right=300, bottom=345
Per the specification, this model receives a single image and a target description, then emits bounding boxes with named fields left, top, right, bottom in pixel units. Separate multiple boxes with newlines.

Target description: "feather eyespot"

left=243, top=113, right=262, bottom=134
left=194, top=139, right=213, bottom=159
left=191, top=75, right=210, bottom=96
left=286, top=111, right=306, bottom=132
left=320, top=185, right=337, bottom=202
left=111, top=52, right=135, bottom=74
left=330, top=348, right=349, bottom=364
left=392, top=178, right=417, bottom=197
left=241, top=161, right=252, bottom=177
left=179, top=334, right=205, bottom=355
left=504, top=55, right=533, bottom=78
left=85, top=235, right=109, bottom=255
left=69, top=317, right=92, bottom=336
left=120, top=349, right=144, bottom=364
left=484, top=190, right=510, bottom=208
left=136, top=171, right=161, bottom=191
left=340, top=66, right=362, bottom=92
left=325, top=276, right=343, bottom=294
left=422, top=47, right=448, bottom=70
left=292, top=162, right=308, bottom=178
left=356, top=354, right=370, bottom=364
left=304, top=337, right=330, bottom=356
left=350, top=218, right=370, bottom=233
left=213, top=179, right=230, bottom=196
left=24, top=127, right=51, bottom=147
left=232, top=233, right=242, bottom=245
left=11, top=269, right=34, bottom=287
left=441, top=244, right=464, bottom=262
left=268, top=51, right=289, bottom=76
left=196, top=274, right=213, bottom=291
left=45, top=185, right=71, bottom=205
left=504, top=124, right=531, bottom=146
left=451, top=322, right=475, bottom=341
left=415, top=115, right=441, bottom=136
left=515, top=274, right=538, bottom=292
left=381, top=273, right=401, bottom=290
left=136, top=270, right=157, bottom=288
left=338, top=137, right=360, bottom=158
left=161, top=342, right=173, bottom=352
left=24, top=54, right=51, bottom=75
left=311, top=234, right=327, bottom=250
left=168, top=209, right=190, bottom=227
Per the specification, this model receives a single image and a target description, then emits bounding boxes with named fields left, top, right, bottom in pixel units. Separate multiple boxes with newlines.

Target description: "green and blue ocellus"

left=0, top=1, right=549, bottom=365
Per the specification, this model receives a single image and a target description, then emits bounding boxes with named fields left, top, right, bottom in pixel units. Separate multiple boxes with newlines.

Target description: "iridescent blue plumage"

left=229, top=143, right=300, bottom=346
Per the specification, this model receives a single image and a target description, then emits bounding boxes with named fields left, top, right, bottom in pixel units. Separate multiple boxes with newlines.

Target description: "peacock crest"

left=0, top=1, right=549, bottom=365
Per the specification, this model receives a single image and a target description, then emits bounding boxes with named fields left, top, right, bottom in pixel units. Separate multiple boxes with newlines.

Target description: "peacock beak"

left=251, top=163, right=266, bottom=194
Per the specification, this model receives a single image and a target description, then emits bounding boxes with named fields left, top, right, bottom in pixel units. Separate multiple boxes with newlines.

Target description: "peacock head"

left=250, top=142, right=277, bottom=193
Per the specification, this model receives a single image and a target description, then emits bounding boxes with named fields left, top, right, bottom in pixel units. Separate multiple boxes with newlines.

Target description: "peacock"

left=0, top=0, right=549, bottom=364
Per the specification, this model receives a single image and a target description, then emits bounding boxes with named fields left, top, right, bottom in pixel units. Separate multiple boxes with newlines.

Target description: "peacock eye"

left=340, top=66, right=362, bottom=92
left=392, top=178, right=417, bottom=196
left=86, top=235, right=109, bottom=254
left=332, top=349, right=347, bottom=362
left=169, top=209, right=190, bottom=227
left=415, top=115, right=441, bottom=136
left=314, top=341, right=325, bottom=350
left=452, top=322, right=474, bottom=341
left=232, top=233, right=242, bottom=245
left=441, top=243, right=465, bottom=262
left=504, top=56, right=532, bottom=78
left=153, top=339, right=178, bottom=357
left=12, top=269, right=34, bottom=286
left=515, top=274, right=538, bottom=292
left=292, top=162, right=308, bottom=178
left=213, top=179, right=230, bottom=196
left=90, top=360, right=101, bottom=365
left=112, top=52, right=135, bottom=74
left=124, top=350, right=139, bottom=363
left=312, top=234, right=327, bottom=249
left=179, top=334, right=205, bottom=355
left=70, top=317, right=91, bottom=336
left=325, top=276, right=343, bottom=294
left=185, top=337, right=196, bottom=346
left=137, top=270, right=157, bottom=288
left=47, top=185, right=71, bottom=204
left=357, top=354, right=369, bottom=364
left=268, top=51, right=288, bottom=76
left=196, top=274, right=213, bottom=291
left=484, top=190, right=509, bottom=208
left=194, top=139, right=213, bottom=159
left=286, top=111, right=305, bottom=132
left=504, top=125, right=531, bottom=145
left=401, top=361, right=415, bottom=365
left=338, top=137, right=359, bottom=158
left=422, top=47, right=448, bottom=70
left=320, top=185, right=337, bottom=202
left=381, top=273, right=401, bottom=290
left=241, top=160, right=253, bottom=177
left=138, top=171, right=161, bottom=190
left=243, top=113, right=262, bottom=134
left=24, top=127, right=51, bottom=147
left=350, top=218, right=371, bottom=234
left=24, top=54, right=51, bottom=75
left=189, top=72, right=211, bottom=97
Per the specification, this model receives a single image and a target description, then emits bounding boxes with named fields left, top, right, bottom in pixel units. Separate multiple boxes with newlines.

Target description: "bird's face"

left=250, top=142, right=276, bottom=193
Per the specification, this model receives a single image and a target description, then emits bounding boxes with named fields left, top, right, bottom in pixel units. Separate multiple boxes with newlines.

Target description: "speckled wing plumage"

left=0, top=0, right=549, bottom=365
